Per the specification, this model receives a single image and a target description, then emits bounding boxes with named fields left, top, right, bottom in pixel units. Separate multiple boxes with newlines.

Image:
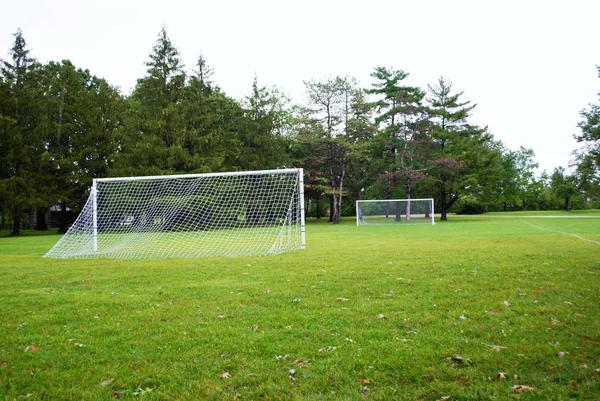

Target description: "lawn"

left=1, top=213, right=599, bottom=400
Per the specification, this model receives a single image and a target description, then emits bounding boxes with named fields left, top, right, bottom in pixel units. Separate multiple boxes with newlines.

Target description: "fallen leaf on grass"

left=556, top=351, right=567, bottom=358
left=534, top=288, right=543, bottom=294
left=336, top=298, right=349, bottom=302
left=550, top=318, right=561, bottom=325
left=375, top=313, right=385, bottom=320
left=25, top=345, right=40, bottom=352
left=574, top=313, right=583, bottom=317
left=132, top=387, right=154, bottom=395
left=446, top=356, right=473, bottom=366
left=219, top=372, right=231, bottom=379
left=512, top=385, right=534, bottom=392
left=100, top=378, right=114, bottom=388
left=251, top=324, right=259, bottom=331
left=359, top=378, right=371, bottom=385
left=292, top=358, right=306, bottom=365
left=487, top=308, right=499, bottom=314
left=497, top=372, right=507, bottom=380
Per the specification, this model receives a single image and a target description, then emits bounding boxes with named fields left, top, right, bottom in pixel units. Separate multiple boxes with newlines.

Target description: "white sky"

left=2, top=0, right=599, bottom=175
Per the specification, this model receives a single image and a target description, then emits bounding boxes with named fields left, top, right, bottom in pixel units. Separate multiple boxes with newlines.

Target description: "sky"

left=2, top=0, right=599, bottom=175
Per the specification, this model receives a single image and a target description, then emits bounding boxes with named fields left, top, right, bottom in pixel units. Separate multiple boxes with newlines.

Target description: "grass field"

left=1, top=212, right=599, bottom=400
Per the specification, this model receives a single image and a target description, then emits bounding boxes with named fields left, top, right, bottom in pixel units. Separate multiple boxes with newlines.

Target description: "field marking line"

left=525, top=222, right=600, bottom=245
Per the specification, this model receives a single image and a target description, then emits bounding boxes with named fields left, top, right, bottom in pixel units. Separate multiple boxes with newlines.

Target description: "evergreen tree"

left=238, top=77, right=293, bottom=170
left=367, top=67, right=429, bottom=221
left=117, top=26, right=188, bottom=175
left=0, top=29, right=43, bottom=235
left=426, top=78, right=502, bottom=219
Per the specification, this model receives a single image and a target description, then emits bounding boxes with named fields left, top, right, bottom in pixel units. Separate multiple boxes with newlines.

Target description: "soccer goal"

left=44, top=168, right=305, bottom=259
left=356, top=198, right=435, bottom=226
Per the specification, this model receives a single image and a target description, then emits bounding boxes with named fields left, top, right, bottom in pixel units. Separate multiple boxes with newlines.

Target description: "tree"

left=576, top=65, right=600, bottom=172
left=550, top=167, right=578, bottom=210
left=302, top=77, right=346, bottom=223
left=114, top=26, right=189, bottom=176
left=499, top=146, right=538, bottom=211
left=39, top=60, right=124, bottom=232
left=0, top=29, right=42, bottom=235
left=426, top=77, right=502, bottom=220
left=572, top=153, right=600, bottom=209
left=238, top=77, right=293, bottom=170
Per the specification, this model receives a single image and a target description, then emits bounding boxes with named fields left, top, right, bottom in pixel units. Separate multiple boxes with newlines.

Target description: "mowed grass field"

left=1, top=212, right=599, bottom=400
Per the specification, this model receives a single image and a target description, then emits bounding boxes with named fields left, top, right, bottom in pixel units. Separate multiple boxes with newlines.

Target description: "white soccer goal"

left=356, top=198, right=435, bottom=226
left=44, top=168, right=305, bottom=259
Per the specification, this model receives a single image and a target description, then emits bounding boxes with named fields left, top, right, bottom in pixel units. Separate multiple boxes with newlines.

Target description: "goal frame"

left=51, top=168, right=305, bottom=258
left=356, top=198, right=435, bottom=226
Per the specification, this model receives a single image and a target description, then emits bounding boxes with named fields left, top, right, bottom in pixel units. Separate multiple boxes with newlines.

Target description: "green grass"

left=1, top=214, right=599, bottom=400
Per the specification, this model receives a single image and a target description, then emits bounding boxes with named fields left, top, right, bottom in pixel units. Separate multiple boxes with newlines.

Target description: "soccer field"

left=1, top=213, right=599, bottom=400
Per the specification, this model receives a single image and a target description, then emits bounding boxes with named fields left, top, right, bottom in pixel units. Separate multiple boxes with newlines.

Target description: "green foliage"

left=3, top=25, right=597, bottom=237
left=576, top=65, right=600, bottom=171
left=0, top=29, right=43, bottom=235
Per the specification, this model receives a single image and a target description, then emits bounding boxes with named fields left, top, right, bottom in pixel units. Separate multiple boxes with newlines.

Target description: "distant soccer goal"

left=356, top=199, right=435, bottom=226
left=44, top=169, right=305, bottom=259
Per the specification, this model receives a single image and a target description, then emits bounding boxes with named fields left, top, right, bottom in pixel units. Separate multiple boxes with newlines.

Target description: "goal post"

left=44, top=168, right=305, bottom=259
left=356, top=198, right=435, bottom=226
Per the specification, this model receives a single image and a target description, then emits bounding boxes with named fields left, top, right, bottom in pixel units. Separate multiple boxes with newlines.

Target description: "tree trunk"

left=522, top=198, right=526, bottom=211
left=440, top=189, right=448, bottom=221
left=58, top=201, right=69, bottom=234
left=328, top=196, right=334, bottom=222
left=405, top=180, right=411, bottom=223
left=503, top=201, right=507, bottom=212
left=333, top=194, right=341, bottom=224
left=316, top=198, right=321, bottom=219
left=564, top=197, right=570, bottom=211
left=11, top=214, right=21, bottom=236
left=35, top=207, right=48, bottom=230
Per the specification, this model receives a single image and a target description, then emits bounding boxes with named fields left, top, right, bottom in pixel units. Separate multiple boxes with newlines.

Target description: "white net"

left=44, top=169, right=305, bottom=259
left=356, top=199, right=435, bottom=226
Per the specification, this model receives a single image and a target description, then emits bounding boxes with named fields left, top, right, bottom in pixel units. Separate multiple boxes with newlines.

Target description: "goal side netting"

left=44, top=169, right=305, bottom=259
left=356, top=198, right=435, bottom=226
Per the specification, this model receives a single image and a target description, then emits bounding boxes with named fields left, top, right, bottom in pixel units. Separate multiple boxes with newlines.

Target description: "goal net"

left=44, top=169, right=305, bottom=259
left=356, top=198, right=435, bottom=226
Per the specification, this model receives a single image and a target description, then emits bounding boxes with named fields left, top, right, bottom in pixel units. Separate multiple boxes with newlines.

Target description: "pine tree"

left=0, top=29, right=42, bottom=235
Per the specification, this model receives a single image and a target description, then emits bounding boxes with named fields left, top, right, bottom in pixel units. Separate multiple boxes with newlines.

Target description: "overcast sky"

left=2, top=0, right=599, bottom=175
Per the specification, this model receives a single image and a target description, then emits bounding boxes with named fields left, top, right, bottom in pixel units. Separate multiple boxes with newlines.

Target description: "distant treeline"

left=1, top=27, right=599, bottom=235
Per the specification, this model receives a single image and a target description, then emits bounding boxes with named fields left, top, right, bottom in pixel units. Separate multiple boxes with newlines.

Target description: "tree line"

left=1, top=27, right=599, bottom=235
